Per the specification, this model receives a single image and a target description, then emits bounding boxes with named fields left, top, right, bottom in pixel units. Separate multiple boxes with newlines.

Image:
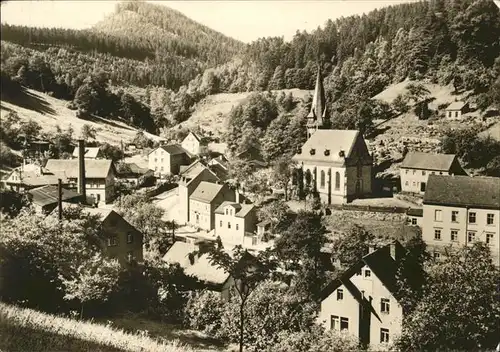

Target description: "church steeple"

left=307, top=62, right=327, bottom=138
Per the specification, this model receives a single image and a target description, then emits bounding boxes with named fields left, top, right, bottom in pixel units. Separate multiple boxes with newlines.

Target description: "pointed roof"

left=308, top=63, right=326, bottom=122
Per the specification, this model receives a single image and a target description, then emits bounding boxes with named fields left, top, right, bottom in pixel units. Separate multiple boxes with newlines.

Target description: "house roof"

left=161, top=144, right=189, bottom=155
left=163, top=241, right=195, bottom=268
left=72, top=147, right=101, bottom=158
left=3, top=165, right=69, bottom=187
left=423, top=175, right=500, bottom=209
left=45, top=159, right=114, bottom=179
left=117, top=163, right=152, bottom=177
left=400, top=152, right=457, bottom=172
left=184, top=131, right=201, bottom=143
left=180, top=160, right=207, bottom=179
left=162, top=242, right=231, bottom=286
left=320, top=241, right=405, bottom=302
left=215, top=201, right=255, bottom=218
left=445, top=101, right=467, bottom=110
left=28, top=185, right=80, bottom=207
left=190, top=181, right=226, bottom=203
left=185, top=253, right=230, bottom=286
left=292, top=130, right=360, bottom=164
left=406, top=208, right=423, bottom=217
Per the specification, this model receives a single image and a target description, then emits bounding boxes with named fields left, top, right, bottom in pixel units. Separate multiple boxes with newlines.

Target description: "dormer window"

left=310, top=148, right=316, bottom=155
left=339, top=150, right=345, bottom=158
left=324, top=149, right=330, bottom=156
left=296, top=147, right=302, bottom=154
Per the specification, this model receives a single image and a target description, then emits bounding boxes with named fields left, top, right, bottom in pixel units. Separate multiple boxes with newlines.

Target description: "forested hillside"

left=1, top=0, right=499, bottom=137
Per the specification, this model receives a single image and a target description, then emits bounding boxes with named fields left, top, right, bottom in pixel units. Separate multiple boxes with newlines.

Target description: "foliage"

left=269, top=156, right=294, bottom=200
left=330, top=224, right=375, bottom=269
left=61, top=254, right=122, bottom=319
left=0, top=142, right=21, bottom=167
left=0, top=210, right=103, bottom=313
left=261, top=114, right=306, bottom=162
left=184, top=290, right=225, bottom=335
left=0, top=302, right=193, bottom=352
left=115, top=194, right=168, bottom=255
left=274, top=211, right=328, bottom=299
left=0, top=189, right=28, bottom=216
left=441, top=127, right=500, bottom=168
left=80, top=124, right=96, bottom=142
left=392, top=94, right=410, bottom=114
left=485, top=155, right=500, bottom=177
left=256, top=199, right=294, bottom=234
left=206, top=245, right=276, bottom=352
left=396, top=243, right=500, bottom=351
left=270, top=327, right=361, bottom=352
left=100, top=142, right=124, bottom=162
left=218, top=281, right=318, bottom=351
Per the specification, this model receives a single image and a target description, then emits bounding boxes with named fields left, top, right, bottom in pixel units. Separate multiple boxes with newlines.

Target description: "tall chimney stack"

left=58, top=178, right=63, bottom=220
left=77, top=139, right=86, bottom=203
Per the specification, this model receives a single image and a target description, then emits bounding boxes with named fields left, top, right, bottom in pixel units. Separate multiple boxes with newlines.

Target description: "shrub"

left=0, top=142, right=20, bottom=167
left=184, top=290, right=225, bottom=336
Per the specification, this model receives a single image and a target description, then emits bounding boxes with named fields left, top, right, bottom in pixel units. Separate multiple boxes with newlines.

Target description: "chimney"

left=235, top=188, right=240, bottom=203
left=58, top=178, right=63, bottom=220
left=368, top=245, right=376, bottom=254
left=77, top=139, right=86, bottom=203
left=390, top=242, right=397, bottom=261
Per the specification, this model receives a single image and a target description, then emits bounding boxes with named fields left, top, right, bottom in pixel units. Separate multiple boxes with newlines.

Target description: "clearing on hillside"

left=0, top=88, right=164, bottom=145
left=177, top=89, right=312, bottom=137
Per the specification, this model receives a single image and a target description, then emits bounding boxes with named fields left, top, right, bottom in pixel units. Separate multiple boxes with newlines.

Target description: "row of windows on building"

left=434, top=228, right=494, bottom=244
left=335, top=289, right=391, bottom=314
left=330, top=316, right=391, bottom=343
left=220, top=220, right=239, bottom=231
left=404, top=169, right=444, bottom=176
left=107, top=233, right=134, bottom=246
left=434, top=210, right=495, bottom=225
left=154, top=166, right=164, bottom=172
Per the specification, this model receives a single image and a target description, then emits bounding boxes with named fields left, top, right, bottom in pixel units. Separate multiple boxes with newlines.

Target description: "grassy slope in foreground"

left=0, top=302, right=192, bottom=352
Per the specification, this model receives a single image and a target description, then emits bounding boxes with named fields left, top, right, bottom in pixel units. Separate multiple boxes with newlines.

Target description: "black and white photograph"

left=0, top=0, right=499, bottom=351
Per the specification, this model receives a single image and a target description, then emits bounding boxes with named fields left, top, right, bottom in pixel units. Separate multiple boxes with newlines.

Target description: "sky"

left=1, top=0, right=420, bottom=43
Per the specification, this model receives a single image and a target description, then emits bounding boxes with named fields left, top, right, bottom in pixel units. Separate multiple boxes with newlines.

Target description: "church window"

left=320, top=170, right=325, bottom=189
left=335, top=172, right=340, bottom=190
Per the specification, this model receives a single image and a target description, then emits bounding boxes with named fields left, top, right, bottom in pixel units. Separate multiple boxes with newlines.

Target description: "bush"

left=184, top=290, right=225, bottom=336
left=0, top=142, right=20, bottom=167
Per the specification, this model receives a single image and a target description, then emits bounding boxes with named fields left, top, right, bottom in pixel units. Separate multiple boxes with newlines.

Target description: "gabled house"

left=292, top=130, right=373, bottom=204
left=28, top=184, right=81, bottom=214
left=189, top=181, right=235, bottom=231
left=214, top=201, right=259, bottom=248
left=45, top=159, right=116, bottom=204
left=208, top=155, right=230, bottom=181
left=400, top=152, right=466, bottom=194
left=406, top=208, right=423, bottom=227
left=422, top=175, right=499, bottom=264
left=181, top=131, right=207, bottom=156
left=445, top=101, right=469, bottom=119
left=116, top=162, right=154, bottom=185
left=163, top=240, right=257, bottom=300
left=148, top=144, right=192, bottom=176
left=177, top=160, right=220, bottom=225
left=84, top=208, right=144, bottom=266
left=72, top=146, right=104, bottom=160
left=2, top=163, right=68, bottom=192
left=235, top=146, right=268, bottom=169
left=319, top=241, right=408, bottom=349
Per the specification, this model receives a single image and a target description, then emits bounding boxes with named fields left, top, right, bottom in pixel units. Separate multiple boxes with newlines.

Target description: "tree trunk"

left=239, top=302, right=245, bottom=352
left=80, top=302, right=84, bottom=320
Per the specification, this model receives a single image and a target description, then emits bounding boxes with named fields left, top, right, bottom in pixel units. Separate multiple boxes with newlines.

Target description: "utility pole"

left=58, top=178, right=63, bottom=220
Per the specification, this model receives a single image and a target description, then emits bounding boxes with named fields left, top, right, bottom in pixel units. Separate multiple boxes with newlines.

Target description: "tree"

left=405, top=82, right=430, bottom=104
left=485, top=155, right=500, bottom=177
left=206, top=246, right=275, bottom=352
left=257, top=199, right=294, bottom=235
left=331, top=224, right=375, bottom=269
left=270, top=156, right=294, bottom=200
left=19, top=119, right=41, bottom=141
left=115, top=194, right=168, bottom=254
left=274, top=211, right=328, bottom=299
left=218, top=281, right=318, bottom=351
left=100, top=142, right=124, bottom=162
left=268, top=65, right=285, bottom=90
left=397, top=243, right=500, bottom=351
left=80, top=124, right=96, bottom=142
left=61, top=253, right=122, bottom=319
left=392, top=94, right=410, bottom=114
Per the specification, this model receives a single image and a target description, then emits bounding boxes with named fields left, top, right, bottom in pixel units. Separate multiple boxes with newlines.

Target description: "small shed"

left=445, top=101, right=469, bottom=119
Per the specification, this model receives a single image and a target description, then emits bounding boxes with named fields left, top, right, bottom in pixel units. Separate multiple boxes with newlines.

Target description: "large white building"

left=292, top=130, right=373, bottom=204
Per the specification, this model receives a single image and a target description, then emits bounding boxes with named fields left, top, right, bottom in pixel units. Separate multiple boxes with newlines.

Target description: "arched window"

left=320, top=170, right=325, bottom=189
left=335, top=172, right=341, bottom=190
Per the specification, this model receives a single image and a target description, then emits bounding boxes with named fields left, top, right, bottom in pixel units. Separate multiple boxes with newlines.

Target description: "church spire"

left=308, top=62, right=326, bottom=126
